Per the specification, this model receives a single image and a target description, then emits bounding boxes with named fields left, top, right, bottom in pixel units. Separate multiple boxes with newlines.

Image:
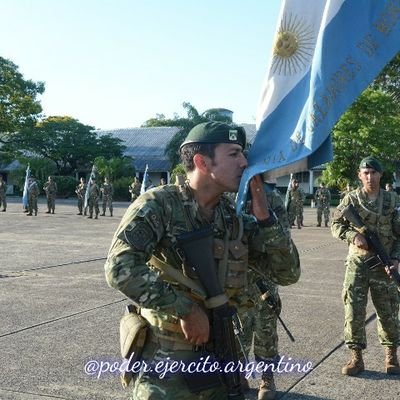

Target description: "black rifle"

left=254, top=278, right=295, bottom=342
left=177, top=226, right=244, bottom=400
left=342, top=204, right=400, bottom=287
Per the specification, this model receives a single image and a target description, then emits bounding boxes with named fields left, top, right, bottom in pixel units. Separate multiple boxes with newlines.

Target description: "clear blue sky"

left=1, top=0, right=281, bottom=129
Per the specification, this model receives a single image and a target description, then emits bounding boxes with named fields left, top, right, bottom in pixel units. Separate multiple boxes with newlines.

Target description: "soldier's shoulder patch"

left=122, top=222, right=154, bottom=251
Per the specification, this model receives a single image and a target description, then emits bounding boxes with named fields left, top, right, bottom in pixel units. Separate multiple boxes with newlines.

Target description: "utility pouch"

left=119, top=305, right=149, bottom=388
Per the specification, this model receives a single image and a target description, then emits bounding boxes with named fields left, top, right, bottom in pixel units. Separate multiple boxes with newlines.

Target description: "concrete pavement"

left=0, top=198, right=398, bottom=399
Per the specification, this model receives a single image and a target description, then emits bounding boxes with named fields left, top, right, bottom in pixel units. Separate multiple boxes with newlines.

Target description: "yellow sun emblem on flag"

left=272, top=13, right=315, bottom=75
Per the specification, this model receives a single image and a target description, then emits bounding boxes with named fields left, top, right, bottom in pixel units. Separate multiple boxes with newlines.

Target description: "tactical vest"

left=348, top=188, right=397, bottom=256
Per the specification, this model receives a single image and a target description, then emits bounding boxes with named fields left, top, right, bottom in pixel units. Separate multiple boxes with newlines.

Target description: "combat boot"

left=95, top=213, right=98, bottom=219
left=100, top=212, right=105, bottom=216
left=87, top=213, right=93, bottom=219
left=385, top=346, right=400, bottom=375
left=46, top=210, right=51, bottom=214
left=27, top=213, right=32, bottom=216
left=258, top=372, right=276, bottom=400
left=110, top=209, right=113, bottom=217
left=342, top=348, right=364, bottom=376
left=317, top=223, right=321, bottom=227
left=325, top=221, right=328, bottom=227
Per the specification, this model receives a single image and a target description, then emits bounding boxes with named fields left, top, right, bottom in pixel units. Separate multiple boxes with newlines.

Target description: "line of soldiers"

left=75, top=177, right=114, bottom=219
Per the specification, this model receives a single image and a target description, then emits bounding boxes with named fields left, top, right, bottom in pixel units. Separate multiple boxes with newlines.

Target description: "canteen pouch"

left=119, top=305, right=149, bottom=388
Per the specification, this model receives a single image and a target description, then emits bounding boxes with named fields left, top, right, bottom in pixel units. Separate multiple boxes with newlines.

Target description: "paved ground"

left=0, top=198, right=398, bottom=400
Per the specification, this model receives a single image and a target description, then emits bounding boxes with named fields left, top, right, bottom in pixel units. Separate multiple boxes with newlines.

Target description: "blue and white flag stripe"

left=140, top=164, right=149, bottom=195
left=22, top=164, right=31, bottom=208
left=237, top=0, right=400, bottom=213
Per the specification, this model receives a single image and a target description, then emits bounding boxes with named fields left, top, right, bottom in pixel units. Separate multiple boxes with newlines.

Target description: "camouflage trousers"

left=0, top=193, right=6, bottom=210
left=102, top=195, right=113, bottom=213
left=342, top=254, right=400, bottom=349
left=46, top=194, right=56, bottom=212
left=88, top=198, right=99, bottom=217
left=28, top=194, right=38, bottom=214
left=240, top=283, right=280, bottom=360
left=131, top=334, right=227, bottom=400
left=77, top=197, right=84, bottom=213
left=288, top=204, right=303, bottom=227
left=317, top=205, right=330, bottom=225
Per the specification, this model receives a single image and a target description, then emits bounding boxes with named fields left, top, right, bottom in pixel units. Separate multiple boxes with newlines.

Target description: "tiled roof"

left=98, top=124, right=257, bottom=172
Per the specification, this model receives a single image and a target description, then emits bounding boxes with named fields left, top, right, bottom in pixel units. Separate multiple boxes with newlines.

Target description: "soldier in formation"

left=128, top=177, right=141, bottom=203
left=43, top=176, right=57, bottom=214
left=75, top=177, right=87, bottom=216
left=287, top=179, right=305, bottom=229
left=241, top=182, right=297, bottom=400
left=27, top=176, right=39, bottom=216
left=315, top=182, right=331, bottom=227
left=331, top=156, right=400, bottom=376
left=104, top=121, right=300, bottom=399
left=87, top=177, right=100, bottom=219
left=100, top=177, right=114, bottom=217
left=0, top=175, right=7, bottom=212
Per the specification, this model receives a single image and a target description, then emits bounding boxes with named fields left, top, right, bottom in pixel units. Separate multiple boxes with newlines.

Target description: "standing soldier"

left=315, top=182, right=331, bottom=227
left=0, top=175, right=7, bottom=212
left=100, top=177, right=114, bottom=217
left=242, top=184, right=296, bottom=400
left=104, top=121, right=300, bottom=399
left=43, top=176, right=57, bottom=214
left=27, top=176, right=39, bottom=216
left=75, top=177, right=87, bottom=216
left=287, top=179, right=305, bottom=229
left=331, top=156, right=400, bottom=376
left=128, top=177, right=141, bottom=203
left=87, top=177, right=100, bottom=219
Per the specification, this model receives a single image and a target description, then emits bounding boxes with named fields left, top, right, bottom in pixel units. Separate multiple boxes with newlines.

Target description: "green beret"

left=359, top=156, right=383, bottom=173
left=180, top=122, right=246, bottom=150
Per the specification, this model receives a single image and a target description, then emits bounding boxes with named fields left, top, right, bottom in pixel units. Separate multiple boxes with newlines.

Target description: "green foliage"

left=170, top=164, right=186, bottom=184
left=13, top=116, right=126, bottom=175
left=322, top=88, right=400, bottom=188
left=53, top=176, right=77, bottom=198
left=94, top=156, right=135, bottom=181
left=112, top=176, right=135, bottom=201
left=372, top=52, right=400, bottom=102
left=0, top=57, right=45, bottom=145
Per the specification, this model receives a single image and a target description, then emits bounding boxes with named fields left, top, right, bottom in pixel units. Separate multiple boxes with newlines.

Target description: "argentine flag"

left=84, top=165, right=97, bottom=209
left=22, top=164, right=31, bottom=209
left=237, top=0, right=400, bottom=212
left=140, top=164, right=149, bottom=195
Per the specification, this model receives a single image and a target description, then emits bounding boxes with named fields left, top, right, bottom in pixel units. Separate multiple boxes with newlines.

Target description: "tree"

left=372, top=52, right=400, bottom=102
left=94, top=156, right=135, bottom=181
left=322, top=88, right=400, bottom=189
left=0, top=57, right=44, bottom=145
left=15, top=116, right=126, bottom=175
left=142, top=102, right=233, bottom=168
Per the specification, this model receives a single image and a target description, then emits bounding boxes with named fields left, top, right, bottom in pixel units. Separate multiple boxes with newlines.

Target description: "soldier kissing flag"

left=236, top=0, right=400, bottom=213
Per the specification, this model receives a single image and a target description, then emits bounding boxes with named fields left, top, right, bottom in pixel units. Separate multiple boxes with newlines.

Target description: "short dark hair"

left=180, top=143, right=218, bottom=172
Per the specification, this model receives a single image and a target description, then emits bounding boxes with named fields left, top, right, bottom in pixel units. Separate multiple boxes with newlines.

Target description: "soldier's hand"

left=180, top=304, right=209, bottom=345
left=353, top=233, right=368, bottom=250
left=386, top=259, right=399, bottom=278
left=249, top=175, right=270, bottom=221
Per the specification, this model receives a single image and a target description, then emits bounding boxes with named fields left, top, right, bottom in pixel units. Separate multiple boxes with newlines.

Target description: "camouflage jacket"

left=43, top=181, right=57, bottom=195
left=101, top=183, right=113, bottom=197
left=288, top=187, right=305, bottom=206
left=315, top=188, right=331, bottom=208
left=331, top=188, right=400, bottom=259
left=105, top=184, right=300, bottom=321
left=0, top=181, right=7, bottom=195
left=75, top=183, right=87, bottom=199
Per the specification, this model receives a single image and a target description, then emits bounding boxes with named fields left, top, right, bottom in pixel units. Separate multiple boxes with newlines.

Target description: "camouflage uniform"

left=129, top=180, right=141, bottom=203
left=287, top=187, right=305, bottom=228
left=101, top=181, right=114, bottom=216
left=27, top=179, right=39, bottom=216
left=43, top=179, right=57, bottom=213
left=0, top=177, right=7, bottom=211
left=105, top=183, right=300, bottom=399
left=331, top=188, right=400, bottom=350
left=315, top=186, right=331, bottom=226
left=75, top=181, right=87, bottom=215
left=87, top=182, right=100, bottom=219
